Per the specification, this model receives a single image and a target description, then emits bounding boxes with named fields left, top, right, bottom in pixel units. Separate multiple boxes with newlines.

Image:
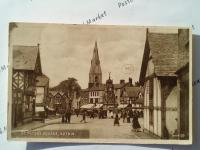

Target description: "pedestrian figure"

left=122, top=111, right=127, bottom=123
left=60, top=106, right=66, bottom=123
left=75, top=109, right=79, bottom=117
left=163, top=126, right=169, bottom=139
left=68, top=110, right=72, bottom=123
left=132, top=110, right=141, bottom=132
left=90, top=110, right=94, bottom=119
left=127, top=110, right=131, bottom=123
left=80, top=111, right=87, bottom=123
left=114, top=114, right=120, bottom=126
left=110, top=110, right=114, bottom=119
left=62, top=114, right=65, bottom=123
left=65, top=111, right=68, bottom=123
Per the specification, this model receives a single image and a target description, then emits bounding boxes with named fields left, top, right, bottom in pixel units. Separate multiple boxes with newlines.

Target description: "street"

left=32, top=115, right=157, bottom=139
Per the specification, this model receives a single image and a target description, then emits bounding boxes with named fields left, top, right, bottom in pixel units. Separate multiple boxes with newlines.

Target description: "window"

left=90, top=98, right=93, bottom=103
left=95, top=98, right=98, bottom=103
left=95, top=76, right=98, bottom=82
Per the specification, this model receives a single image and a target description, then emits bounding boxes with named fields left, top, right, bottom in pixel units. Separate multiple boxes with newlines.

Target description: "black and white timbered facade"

left=12, top=44, right=42, bottom=128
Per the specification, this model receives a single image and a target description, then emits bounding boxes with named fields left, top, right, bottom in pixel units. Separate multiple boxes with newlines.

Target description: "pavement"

left=30, top=115, right=158, bottom=139
left=12, top=115, right=61, bottom=132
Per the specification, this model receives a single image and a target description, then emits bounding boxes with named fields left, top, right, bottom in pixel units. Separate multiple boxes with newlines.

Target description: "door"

left=13, top=91, right=23, bottom=127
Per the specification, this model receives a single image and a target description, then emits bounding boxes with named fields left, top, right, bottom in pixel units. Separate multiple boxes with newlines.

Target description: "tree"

left=50, top=77, right=81, bottom=109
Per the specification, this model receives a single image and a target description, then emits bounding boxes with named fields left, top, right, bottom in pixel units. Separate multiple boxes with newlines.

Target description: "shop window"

left=90, top=98, right=93, bottom=103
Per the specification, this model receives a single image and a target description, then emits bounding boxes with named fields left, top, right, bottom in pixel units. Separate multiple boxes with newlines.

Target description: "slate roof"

left=135, top=98, right=144, bottom=104
left=36, top=74, right=49, bottom=87
left=148, top=33, right=178, bottom=76
left=13, top=45, right=39, bottom=70
left=139, top=29, right=181, bottom=85
left=125, top=87, right=142, bottom=97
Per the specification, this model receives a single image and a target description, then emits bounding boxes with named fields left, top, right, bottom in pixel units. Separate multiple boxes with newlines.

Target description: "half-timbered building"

left=139, top=28, right=189, bottom=139
left=12, top=44, right=42, bottom=128
left=48, top=91, right=70, bottom=113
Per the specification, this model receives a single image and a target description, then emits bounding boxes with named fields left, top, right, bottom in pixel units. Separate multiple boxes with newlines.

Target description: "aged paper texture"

left=7, top=23, right=192, bottom=144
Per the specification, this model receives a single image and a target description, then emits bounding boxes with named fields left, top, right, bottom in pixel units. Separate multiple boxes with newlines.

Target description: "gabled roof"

left=139, top=29, right=179, bottom=85
left=49, top=91, right=58, bottom=97
left=59, top=91, right=65, bottom=96
left=148, top=33, right=178, bottom=76
left=13, top=45, right=39, bottom=70
left=125, top=87, right=141, bottom=98
left=49, top=91, right=69, bottom=98
left=36, top=74, right=49, bottom=87
left=135, top=98, right=144, bottom=104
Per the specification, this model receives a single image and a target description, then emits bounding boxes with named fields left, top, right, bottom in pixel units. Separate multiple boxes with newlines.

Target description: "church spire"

left=95, top=40, right=98, bottom=49
left=92, top=41, right=100, bottom=65
left=89, top=41, right=102, bottom=88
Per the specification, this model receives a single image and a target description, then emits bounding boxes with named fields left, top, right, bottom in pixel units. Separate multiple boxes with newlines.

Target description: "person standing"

left=65, top=111, right=68, bottom=123
left=80, top=110, right=87, bottom=123
left=76, top=109, right=80, bottom=117
left=110, top=110, right=113, bottom=119
left=114, top=113, right=120, bottom=126
left=68, top=109, right=72, bottom=123
left=123, top=110, right=127, bottom=123
left=132, top=110, right=141, bottom=132
left=127, top=110, right=131, bottom=123
left=90, top=110, right=95, bottom=119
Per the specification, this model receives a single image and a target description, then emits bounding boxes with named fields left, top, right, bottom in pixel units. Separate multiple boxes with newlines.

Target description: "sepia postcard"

left=7, top=23, right=192, bottom=144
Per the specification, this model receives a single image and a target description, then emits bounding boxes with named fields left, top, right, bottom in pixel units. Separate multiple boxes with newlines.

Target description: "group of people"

left=60, top=107, right=142, bottom=132
left=80, top=109, right=105, bottom=123
left=114, top=109, right=141, bottom=132
left=60, top=109, right=72, bottom=124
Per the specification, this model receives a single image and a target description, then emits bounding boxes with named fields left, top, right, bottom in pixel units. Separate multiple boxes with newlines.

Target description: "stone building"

left=88, top=41, right=102, bottom=88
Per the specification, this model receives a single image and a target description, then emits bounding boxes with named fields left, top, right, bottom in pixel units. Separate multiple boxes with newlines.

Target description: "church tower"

left=88, top=41, right=102, bottom=88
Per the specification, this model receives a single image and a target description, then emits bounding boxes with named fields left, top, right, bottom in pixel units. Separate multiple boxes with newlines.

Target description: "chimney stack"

left=129, top=78, right=133, bottom=86
left=120, top=79, right=125, bottom=85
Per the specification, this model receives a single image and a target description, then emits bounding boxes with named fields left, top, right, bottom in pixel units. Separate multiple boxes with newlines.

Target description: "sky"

left=10, top=23, right=177, bottom=88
